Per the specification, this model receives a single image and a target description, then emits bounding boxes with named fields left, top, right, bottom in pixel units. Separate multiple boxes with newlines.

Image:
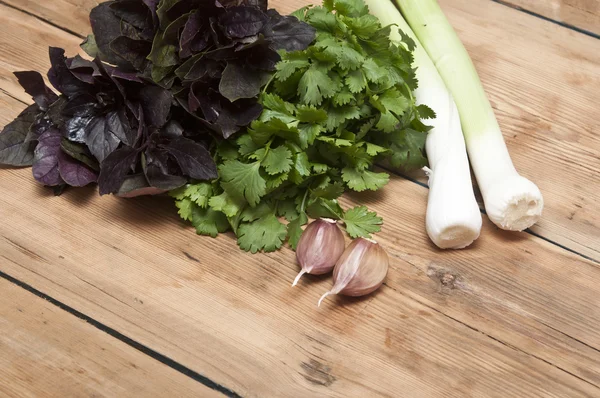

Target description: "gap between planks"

left=0, top=267, right=241, bottom=398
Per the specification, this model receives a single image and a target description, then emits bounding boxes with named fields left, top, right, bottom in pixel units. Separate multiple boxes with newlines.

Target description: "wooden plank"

left=0, top=0, right=93, bottom=37
left=501, top=0, right=600, bottom=36
left=2, top=0, right=600, bottom=260
left=0, top=277, right=220, bottom=397
left=2, top=90, right=600, bottom=396
left=1, top=1, right=600, bottom=397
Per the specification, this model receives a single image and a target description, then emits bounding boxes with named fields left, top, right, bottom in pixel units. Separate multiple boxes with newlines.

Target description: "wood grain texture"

left=2, top=0, right=599, bottom=260
left=0, top=278, right=220, bottom=398
left=1, top=0, right=600, bottom=397
left=3, top=86, right=600, bottom=395
left=0, top=0, right=95, bottom=37
left=502, top=0, right=600, bottom=36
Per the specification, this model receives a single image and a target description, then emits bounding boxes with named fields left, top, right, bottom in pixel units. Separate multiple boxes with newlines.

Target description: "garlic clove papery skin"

left=293, top=218, right=345, bottom=287
left=318, top=238, right=389, bottom=306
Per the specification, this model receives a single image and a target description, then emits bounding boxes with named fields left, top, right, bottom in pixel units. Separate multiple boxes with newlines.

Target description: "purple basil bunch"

left=0, top=0, right=316, bottom=196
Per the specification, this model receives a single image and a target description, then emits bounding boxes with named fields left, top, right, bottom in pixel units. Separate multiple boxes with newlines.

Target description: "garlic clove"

left=293, top=218, right=345, bottom=286
left=318, top=238, right=389, bottom=306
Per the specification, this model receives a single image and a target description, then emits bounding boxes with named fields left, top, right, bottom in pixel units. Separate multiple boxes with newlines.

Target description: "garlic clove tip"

left=292, top=270, right=307, bottom=287
left=318, top=291, right=333, bottom=307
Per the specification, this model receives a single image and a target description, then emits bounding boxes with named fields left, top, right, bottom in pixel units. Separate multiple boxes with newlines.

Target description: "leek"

left=365, top=0, right=482, bottom=248
left=395, top=0, right=544, bottom=231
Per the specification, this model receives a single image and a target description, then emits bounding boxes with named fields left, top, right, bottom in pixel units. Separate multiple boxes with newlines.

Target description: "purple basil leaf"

left=60, top=138, right=100, bottom=171
left=116, top=174, right=167, bottom=197
left=32, top=128, right=64, bottom=186
left=63, top=93, right=98, bottom=117
left=110, top=0, right=151, bottom=29
left=57, top=151, right=98, bottom=187
left=13, top=71, right=58, bottom=111
left=110, top=68, right=144, bottom=83
left=241, top=42, right=281, bottom=70
left=48, top=47, right=89, bottom=97
left=138, top=85, right=173, bottom=127
left=217, top=0, right=267, bottom=9
left=234, top=100, right=263, bottom=126
left=263, top=9, right=316, bottom=52
left=185, top=58, right=222, bottom=81
left=66, top=55, right=100, bottom=84
left=179, top=11, right=205, bottom=58
left=63, top=115, right=95, bottom=144
left=0, top=104, right=40, bottom=166
left=106, top=109, right=137, bottom=146
left=218, top=62, right=271, bottom=102
left=89, top=2, right=128, bottom=66
left=161, top=136, right=217, bottom=180
left=109, top=36, right=152, bottom=71
left=219, top=6, right=267, bottom=39
left=163, top=120, right=184, bottom=137
left=142, top=0, right=159, bottom=27
left=85, top=116, right=122, bottom=162
left=143, top=149, right=187, bottom=190
left=98, top=146, right=139, bottom=195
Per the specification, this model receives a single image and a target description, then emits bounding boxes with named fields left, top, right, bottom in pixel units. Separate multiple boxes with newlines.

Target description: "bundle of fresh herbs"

left=0, top=0, right=431, bottom=254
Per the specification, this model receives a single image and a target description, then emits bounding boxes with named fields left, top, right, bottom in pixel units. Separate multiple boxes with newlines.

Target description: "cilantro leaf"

left=191, top=205, right=230, bottom=238
left=277, top=199, right=300, bottom=221
left=362, top=59, right=387, bottom=83
left=417, top=104, right=436, bottom=120
left=237, top=213, right=287, bottom=253
left=296, top=105, right=328, bottom=123
left=240, top=202, right=273, bottom=222
left=262, top=146, right=293, bottom=175
left=220, top=160, right=266, bottom=207
left=275, top=54, right=310, bottom=81
left=261, top=93, right=297, bottom=115
left=238, top=135, right=262, bottom=157
left=298, top=64, right=339, bottom=106
left=289, top=152, right=311, bottom=184
left=345, top=69, right=366, bottom=93
left=342, top=167, right=390, bottom=191
left=306, top=197, right=345, bottom=219
left=298, top=124, right=322, bottom=148
left=170, top=183, right=213, bottom=207
left=287, top=212, right=308, bottom=250
left=343, top=205, right=382, bottom=238
left=265, top=172, right=289, bottom=191
left=208, top=191, right=244, bottom=218
left=175, top=198, right=194, bottom=222
left=323, top=43, right=365, bottom=70
left=326, top=105, right=361, bottom=130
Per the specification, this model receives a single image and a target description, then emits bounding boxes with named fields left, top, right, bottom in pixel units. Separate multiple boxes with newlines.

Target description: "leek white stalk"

left=395, top=0, right=544, bottom=231
left=365, top=0, right=482, bottom=248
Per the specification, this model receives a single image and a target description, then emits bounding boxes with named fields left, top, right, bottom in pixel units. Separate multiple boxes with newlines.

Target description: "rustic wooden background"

left=0, top=0, right=599, bottom=397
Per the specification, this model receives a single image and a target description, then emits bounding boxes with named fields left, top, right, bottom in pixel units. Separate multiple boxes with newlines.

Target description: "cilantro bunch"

left=172, top=0, right=432, bottom=253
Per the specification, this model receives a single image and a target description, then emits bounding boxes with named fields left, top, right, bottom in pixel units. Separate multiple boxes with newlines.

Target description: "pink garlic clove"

left=293, top=218, right=345, bottom=287
left=318, top=238, right=389, bottom=306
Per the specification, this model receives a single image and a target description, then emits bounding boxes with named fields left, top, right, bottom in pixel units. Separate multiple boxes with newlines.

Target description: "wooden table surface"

left=1, top=0, right=599, bottom=397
